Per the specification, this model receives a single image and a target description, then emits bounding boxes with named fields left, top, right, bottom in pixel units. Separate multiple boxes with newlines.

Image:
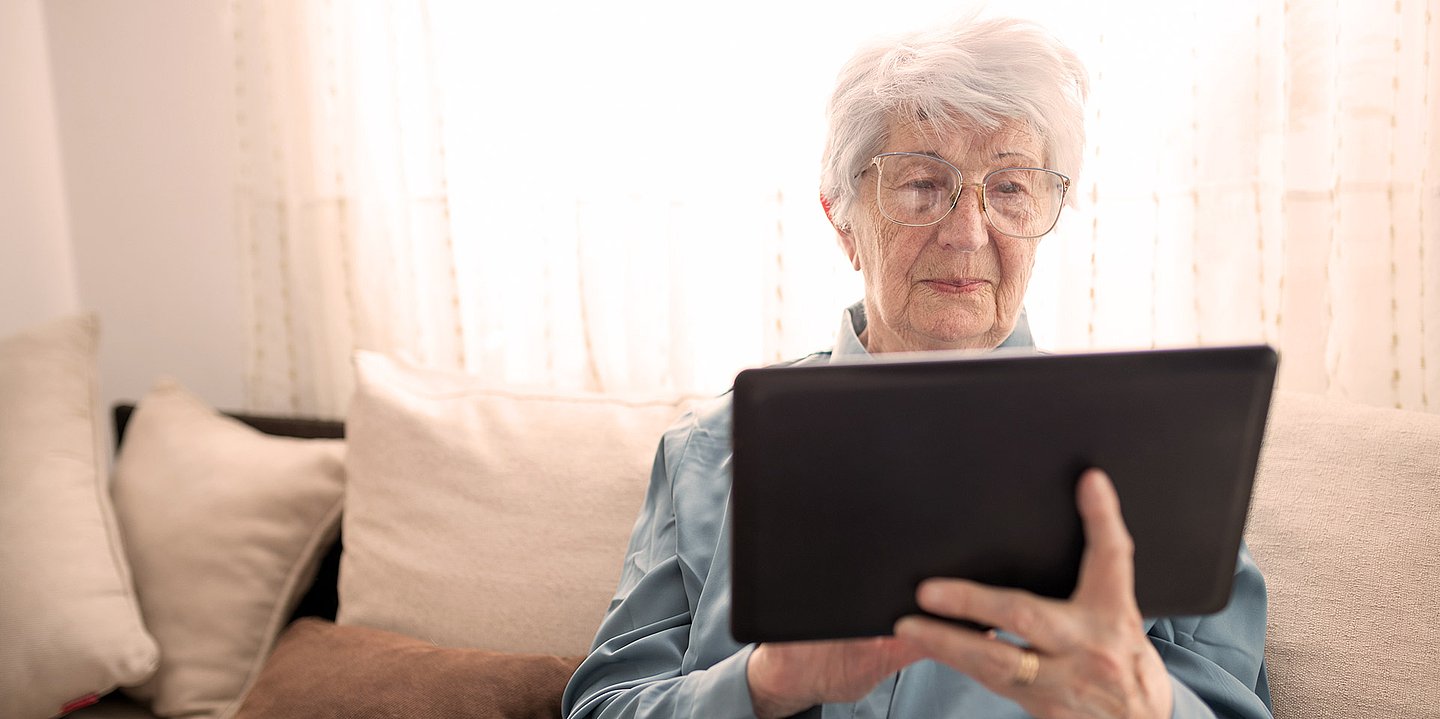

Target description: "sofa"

left=3, top=314, right=1438, bottom=719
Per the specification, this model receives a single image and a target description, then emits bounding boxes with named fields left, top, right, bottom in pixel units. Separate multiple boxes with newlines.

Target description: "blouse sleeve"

left=562, top=417, right=759, bottom=719
left=1151, top=543, right=1274, bottom=719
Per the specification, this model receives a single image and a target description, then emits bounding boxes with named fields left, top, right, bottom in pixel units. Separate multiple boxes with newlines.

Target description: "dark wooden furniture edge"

left=112, top=404, right=346, bottom=445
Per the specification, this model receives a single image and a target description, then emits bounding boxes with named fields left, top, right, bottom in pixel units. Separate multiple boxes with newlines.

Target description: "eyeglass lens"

left=875, top=154, right=1065, bottom=238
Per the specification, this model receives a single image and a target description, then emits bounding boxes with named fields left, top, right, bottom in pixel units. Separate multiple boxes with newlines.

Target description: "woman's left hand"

left=894, top=468, right=1173, bottom=719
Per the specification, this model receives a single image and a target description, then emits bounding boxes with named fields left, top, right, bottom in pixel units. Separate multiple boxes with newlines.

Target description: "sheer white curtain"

left=1034, top=0, right=1440, bottom=413
left=234, top=0, right=1440, bottom=417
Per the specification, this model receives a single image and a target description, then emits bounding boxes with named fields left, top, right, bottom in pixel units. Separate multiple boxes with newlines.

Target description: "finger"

left=1072, top=468, right=1138, bottom=608
left=894, top=616, right=1045, bottom=693
left=915, top=578, right=1078, bottom=652
left=845, top=635, right=929, bottom=670
left=872, top=635, right=930, bottom=670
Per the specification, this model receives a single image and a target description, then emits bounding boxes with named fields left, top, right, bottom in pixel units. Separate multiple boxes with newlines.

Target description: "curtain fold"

left=234, top=0, right=1440, bottom=416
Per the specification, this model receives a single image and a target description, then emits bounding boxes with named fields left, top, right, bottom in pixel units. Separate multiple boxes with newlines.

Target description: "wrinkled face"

left=837, top=117, right=1045, bottom=353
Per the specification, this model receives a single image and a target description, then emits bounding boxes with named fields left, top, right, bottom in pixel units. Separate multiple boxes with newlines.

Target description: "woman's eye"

left=992, top=181, right=1027, bottom=195
left=904, top=178, right=944, bottom=191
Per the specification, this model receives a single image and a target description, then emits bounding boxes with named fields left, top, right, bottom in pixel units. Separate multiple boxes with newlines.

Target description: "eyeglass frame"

left=861, top=151, right=1071, bottom=239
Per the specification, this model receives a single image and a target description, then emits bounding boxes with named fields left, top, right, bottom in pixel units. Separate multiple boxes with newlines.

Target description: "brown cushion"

left=233, top=618, right=583, bottom=719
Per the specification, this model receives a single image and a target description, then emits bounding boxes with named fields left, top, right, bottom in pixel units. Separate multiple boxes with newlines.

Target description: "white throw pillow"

left=338, top=351, right=690, bottom=655
left=1247, top=390, right=1440, bottom=719
left=113, top=379, right=344, bottom=719
left=0, top=314, right=159, bottom=719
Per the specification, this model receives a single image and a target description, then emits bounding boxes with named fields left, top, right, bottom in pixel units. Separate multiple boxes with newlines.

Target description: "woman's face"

left=838, top=118, right=1044, bottom=354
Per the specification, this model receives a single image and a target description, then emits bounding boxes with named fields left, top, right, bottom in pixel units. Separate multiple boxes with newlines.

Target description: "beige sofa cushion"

left=339, top=351, right=689, bottom=654
left=114, top=379, right=345, bottom=719
left=1247, top=390, right=1440, bottom=718
left=0, top=315, right=159, bottom=719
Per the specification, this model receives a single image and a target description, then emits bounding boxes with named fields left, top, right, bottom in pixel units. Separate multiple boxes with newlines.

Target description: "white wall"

left=0, top=0, right=79, bottom=337
left=45, top=0, right=247, bottom=413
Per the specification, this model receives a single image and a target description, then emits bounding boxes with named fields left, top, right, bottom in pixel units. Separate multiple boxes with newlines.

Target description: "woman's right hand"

left=747, top=636, right=924, bottom=718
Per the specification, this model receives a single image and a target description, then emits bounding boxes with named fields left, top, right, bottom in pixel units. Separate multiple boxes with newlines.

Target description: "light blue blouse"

left=563, top=303, right=1273, bottom=719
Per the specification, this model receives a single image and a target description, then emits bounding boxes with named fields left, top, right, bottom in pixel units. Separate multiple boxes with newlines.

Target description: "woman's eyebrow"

left=901, top=149, right=1041, bottom=166
left=995, top=150, right=1041, bottom=165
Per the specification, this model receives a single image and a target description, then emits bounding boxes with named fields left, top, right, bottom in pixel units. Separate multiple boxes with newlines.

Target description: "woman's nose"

left=936, top=184, right=990, bottom=252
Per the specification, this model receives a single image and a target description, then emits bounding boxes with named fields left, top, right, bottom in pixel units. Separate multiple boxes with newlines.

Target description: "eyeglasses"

left=868, top=152, right=1070, bottom=239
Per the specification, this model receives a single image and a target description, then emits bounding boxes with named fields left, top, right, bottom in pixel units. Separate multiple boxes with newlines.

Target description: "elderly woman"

left=563, top=17, right=1271, bottom=719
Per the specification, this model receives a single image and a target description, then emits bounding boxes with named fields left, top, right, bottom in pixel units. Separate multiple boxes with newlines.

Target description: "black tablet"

left=729, top=345, right=1276, bottom=644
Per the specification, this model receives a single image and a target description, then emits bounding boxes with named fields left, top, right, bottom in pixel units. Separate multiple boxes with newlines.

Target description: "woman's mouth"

left=921, top=279, right=989, bottom=294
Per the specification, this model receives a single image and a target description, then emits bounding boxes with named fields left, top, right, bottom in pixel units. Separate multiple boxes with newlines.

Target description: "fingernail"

left=894, top=617, right=919, bottom=636
left=1082, top=469, right=1110, bottom=496
left=917, top=581, right=941, bottom=608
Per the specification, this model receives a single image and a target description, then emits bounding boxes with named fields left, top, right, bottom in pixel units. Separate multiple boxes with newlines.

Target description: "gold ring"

left=1012, top=649, right=1040, bottom=687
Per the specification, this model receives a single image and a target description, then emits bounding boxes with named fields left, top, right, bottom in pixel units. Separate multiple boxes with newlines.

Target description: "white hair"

left=819, top=17, right=1090, bottom=229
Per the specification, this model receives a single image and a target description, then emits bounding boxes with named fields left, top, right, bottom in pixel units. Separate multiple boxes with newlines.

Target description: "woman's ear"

left=822, top=194, right=862, bottom=271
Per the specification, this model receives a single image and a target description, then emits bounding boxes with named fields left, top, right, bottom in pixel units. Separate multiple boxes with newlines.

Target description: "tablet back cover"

left=729, top=345, right=1275, bottom=643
